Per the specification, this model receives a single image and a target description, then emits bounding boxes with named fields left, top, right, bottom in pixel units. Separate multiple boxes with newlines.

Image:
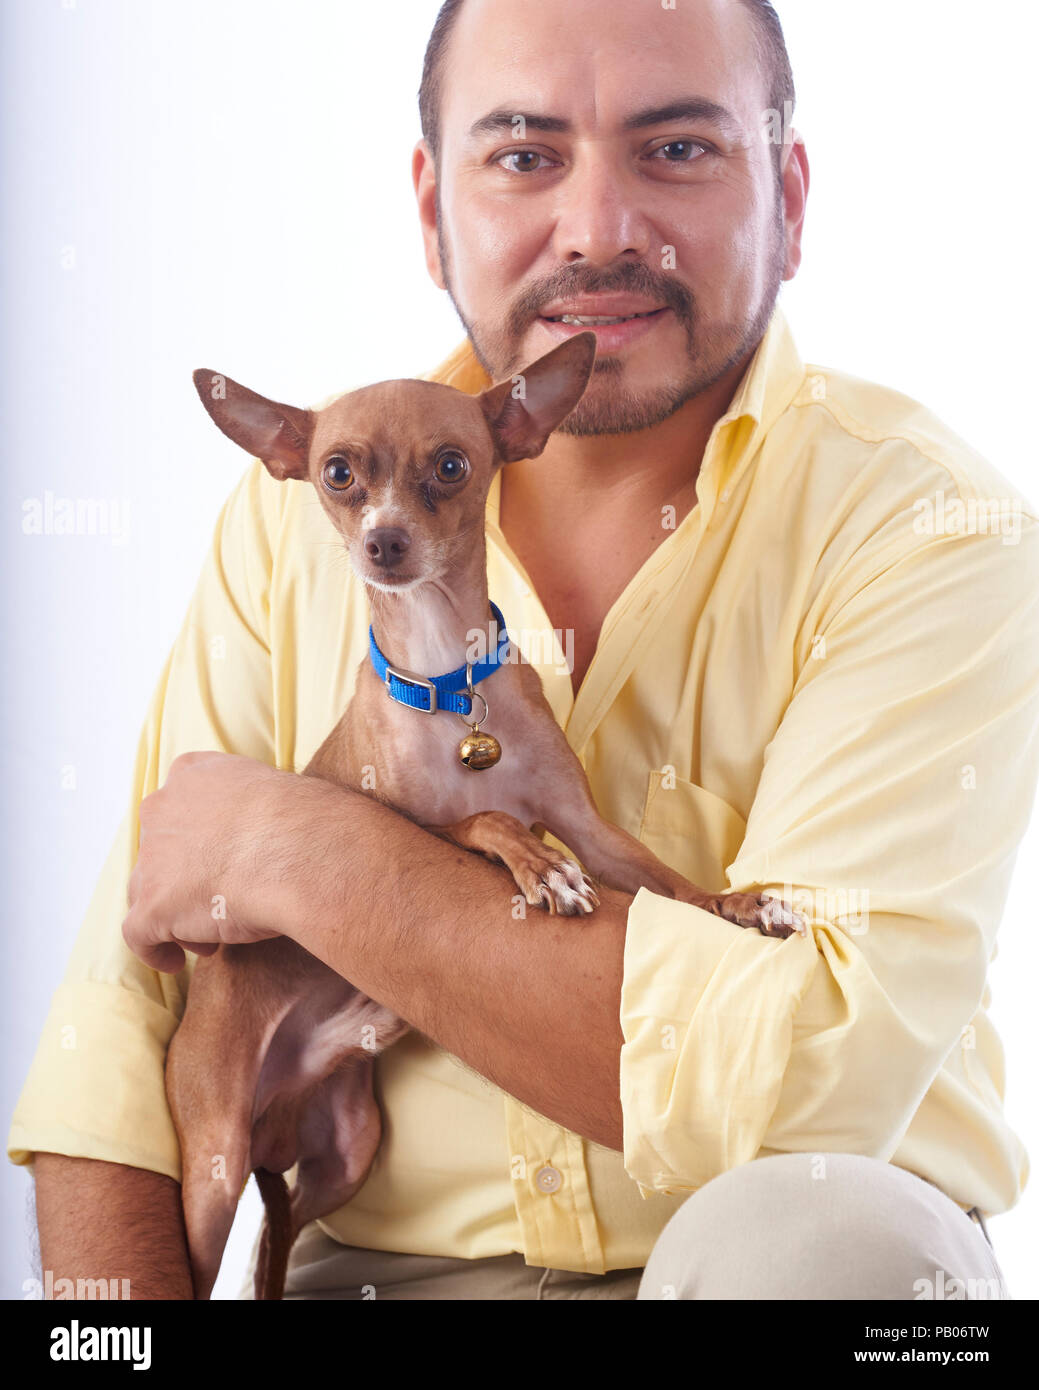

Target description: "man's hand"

left=123, top=751, right=297, bottom=973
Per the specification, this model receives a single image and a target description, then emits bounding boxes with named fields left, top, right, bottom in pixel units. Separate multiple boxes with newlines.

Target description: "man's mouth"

left=537, top=303, right=671, bottom=349
left=542, top=308, right=667, bottom=326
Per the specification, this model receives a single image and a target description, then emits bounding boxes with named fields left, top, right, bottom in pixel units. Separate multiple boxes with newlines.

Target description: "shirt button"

left=535, top=1164, right=562, bottom=1194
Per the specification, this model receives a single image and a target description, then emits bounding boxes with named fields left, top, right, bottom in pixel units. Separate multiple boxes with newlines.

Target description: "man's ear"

left=192, top=370, right=314, bottom=481
left=478, top=332, right=596, bottom=463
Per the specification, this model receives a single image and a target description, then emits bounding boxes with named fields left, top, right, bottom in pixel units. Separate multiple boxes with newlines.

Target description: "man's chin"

left=556, top=383, right=695, bottom=437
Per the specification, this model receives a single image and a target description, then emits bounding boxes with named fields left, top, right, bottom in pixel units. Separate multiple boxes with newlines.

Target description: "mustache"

left=506, top=262, right=696, bottom=339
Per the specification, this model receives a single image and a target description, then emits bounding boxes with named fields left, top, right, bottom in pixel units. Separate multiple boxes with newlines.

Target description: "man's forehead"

left=439, top=0, right=763, bottom=145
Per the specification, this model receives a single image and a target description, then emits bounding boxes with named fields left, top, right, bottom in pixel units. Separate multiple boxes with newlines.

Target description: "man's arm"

left=293, top=785, right=633, bottom=1150
left=34, top=1153, right=194, bottom=1300
left=127, top=749, right=633, bottom=1149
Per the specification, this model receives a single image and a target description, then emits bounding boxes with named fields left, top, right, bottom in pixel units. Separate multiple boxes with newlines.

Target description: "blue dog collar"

left=369, top=601, right=510, bottom=717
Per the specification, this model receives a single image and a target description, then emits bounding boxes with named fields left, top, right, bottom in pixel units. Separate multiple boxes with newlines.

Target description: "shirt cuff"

left=619, top=886, right=816, bottom=1198
left=7, top=980, right=182, bottom=1180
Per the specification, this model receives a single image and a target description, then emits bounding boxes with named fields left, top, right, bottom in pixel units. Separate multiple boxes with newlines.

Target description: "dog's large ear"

left=192, top=370, right=314, bottom=481
left=478, top=332, right=596, bottom=463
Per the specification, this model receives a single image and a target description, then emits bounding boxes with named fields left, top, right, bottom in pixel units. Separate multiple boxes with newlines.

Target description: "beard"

left=436, top=189, right=787, bottom=437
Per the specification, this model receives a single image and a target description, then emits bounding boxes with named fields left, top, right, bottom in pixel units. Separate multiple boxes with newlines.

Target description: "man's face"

left=420, top=0, right=798, bottom=436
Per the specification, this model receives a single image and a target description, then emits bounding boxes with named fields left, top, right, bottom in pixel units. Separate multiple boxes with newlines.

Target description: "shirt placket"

left=502, top=1095, right=606, bottom=1272
left=482, top=424, right=743, bottom=1272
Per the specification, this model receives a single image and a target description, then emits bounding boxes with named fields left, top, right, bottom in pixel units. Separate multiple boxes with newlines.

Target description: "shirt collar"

left=722, top=300, right=804, bottom=435
left=420, top=300, right=806, bottom=530
left=696, top=302, right=806, bottom=525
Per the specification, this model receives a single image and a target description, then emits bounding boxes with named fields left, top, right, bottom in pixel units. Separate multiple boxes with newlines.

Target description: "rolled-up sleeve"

left=620, top=520, right=1039, bottom=1196
left=7, top=459, right=280, bottom=1180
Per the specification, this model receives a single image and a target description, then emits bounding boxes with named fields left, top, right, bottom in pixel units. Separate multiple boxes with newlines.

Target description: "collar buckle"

left=384, top=663, right=438, bottom=714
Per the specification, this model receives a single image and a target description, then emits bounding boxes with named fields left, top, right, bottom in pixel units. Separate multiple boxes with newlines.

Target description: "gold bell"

left=457, top=669, right=502, bottom=769
left=459, top=729, right=502, bottom=770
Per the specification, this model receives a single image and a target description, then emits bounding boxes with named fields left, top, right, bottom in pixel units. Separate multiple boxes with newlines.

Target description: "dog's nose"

left=364, top=526, right=411, bottom=568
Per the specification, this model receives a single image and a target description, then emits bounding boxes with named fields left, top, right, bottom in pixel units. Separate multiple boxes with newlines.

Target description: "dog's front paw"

left=517, top=854, right=599, bottom=916
left=713, top=892, right=807, bottom=939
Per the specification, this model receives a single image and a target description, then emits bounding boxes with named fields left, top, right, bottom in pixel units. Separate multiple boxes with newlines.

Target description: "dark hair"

left=419, top=0, right=796, bottom=167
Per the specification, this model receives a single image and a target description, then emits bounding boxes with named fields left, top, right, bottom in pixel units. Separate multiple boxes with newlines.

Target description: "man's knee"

left=636, top=1152, right=1008, bottom=1300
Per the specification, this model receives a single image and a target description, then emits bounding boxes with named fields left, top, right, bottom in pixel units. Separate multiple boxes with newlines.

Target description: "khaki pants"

left=239, top=1153, right=1009, bottom=1301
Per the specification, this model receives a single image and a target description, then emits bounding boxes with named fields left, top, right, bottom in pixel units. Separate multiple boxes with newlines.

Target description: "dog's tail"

left=253, top=1168, right=294, bottom=1300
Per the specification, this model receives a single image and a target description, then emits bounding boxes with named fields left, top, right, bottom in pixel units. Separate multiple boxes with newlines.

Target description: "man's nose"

left=364, top=526, right=411, bottom=568
left=551, top=151, right=654, bottom=264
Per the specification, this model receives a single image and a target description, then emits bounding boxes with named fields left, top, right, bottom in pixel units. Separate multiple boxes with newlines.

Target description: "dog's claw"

left=522, top=858, right=599, bottom=916
left=764, top=897, right=809, bottom=936
left=715, top=892, right=808, bottom=939
left=580, top=874, right=600, bottom=910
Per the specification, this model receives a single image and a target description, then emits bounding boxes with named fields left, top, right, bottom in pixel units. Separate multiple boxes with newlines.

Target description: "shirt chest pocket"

left=637, top=770, right=748, bottom=894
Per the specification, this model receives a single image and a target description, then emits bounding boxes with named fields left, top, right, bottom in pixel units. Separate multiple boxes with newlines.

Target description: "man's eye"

left=323, top=456, right=354, bottom=490
left=651, top=140, right=709, bottom=162
left=434, top=452, right=469, bottom=483
left=496, top=150, right=556, bottom=174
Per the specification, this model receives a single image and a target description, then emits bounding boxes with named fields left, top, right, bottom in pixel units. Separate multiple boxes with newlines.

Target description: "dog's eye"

left=323, top=456, right=354, bottom=491
left=434, top=452, right=469, bottom=483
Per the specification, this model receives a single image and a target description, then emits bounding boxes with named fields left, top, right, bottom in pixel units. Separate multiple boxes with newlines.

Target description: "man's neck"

left=496, top=350, right=755, bottom=699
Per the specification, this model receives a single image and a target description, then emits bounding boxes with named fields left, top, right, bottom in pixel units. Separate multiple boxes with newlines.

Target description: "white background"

left=2, top=0, right=1036, bottom=1300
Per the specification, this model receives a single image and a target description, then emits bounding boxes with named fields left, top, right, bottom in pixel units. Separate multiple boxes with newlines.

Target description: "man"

left=12, top=0, right=1035, bottom=1300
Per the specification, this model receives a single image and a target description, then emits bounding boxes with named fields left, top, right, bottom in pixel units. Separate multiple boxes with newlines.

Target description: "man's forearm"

left=278, top=781, right=631, bottom=1150
left=34, top=1152, right=194, bottom=1299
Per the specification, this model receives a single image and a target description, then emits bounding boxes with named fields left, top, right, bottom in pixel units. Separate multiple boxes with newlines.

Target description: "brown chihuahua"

left=166, top=332, right=804, bottom=1300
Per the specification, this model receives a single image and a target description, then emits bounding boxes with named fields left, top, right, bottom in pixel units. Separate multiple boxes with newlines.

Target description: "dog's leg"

left=165, top=938, right=304, bottom=1300
left=250, top=1069, right=380, bottom=1301
left=434, top=811, right=600, bottom=915
left=532, top=783, right=804, bottom=938
left=167, top=934, right=399, bottom=1299
left=246, top=994, right=409, bottom=1299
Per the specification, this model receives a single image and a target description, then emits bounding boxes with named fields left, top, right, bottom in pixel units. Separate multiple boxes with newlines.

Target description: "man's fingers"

left=122, top=900, right=220, bottom=973
left=135, top=934, right=216, bottom=975
left=147, top=941, right=188, bottom=974
left=122, top=915, right=186, bottom=974
left=185, top=941, right=219, bottom=958
left=149, top=939, right=218, bottom=972
left=123, top=905, right=177, bottom=973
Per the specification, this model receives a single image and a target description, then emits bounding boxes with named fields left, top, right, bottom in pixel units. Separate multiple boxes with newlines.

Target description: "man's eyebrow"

left=623, top=99, right=746, bottom=141
left=466, top=98, right=746, bottom=143
left=467, top=109, right=571, bottom=139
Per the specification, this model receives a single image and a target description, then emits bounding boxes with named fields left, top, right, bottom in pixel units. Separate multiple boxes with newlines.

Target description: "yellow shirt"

left=9, top=305, right=1038, bottom=1274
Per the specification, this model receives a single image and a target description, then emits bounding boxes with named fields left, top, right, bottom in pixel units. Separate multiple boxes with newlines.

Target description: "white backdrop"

left=2, top=0, right=1036, bottom=1300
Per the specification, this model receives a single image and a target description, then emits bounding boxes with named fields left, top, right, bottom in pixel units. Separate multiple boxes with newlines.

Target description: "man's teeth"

left=549, top=310, right=660, bottom=325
